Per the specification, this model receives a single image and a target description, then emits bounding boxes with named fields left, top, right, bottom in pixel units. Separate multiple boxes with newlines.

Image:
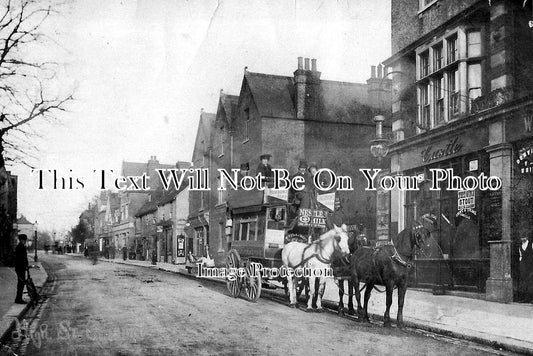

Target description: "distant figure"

left=291, top=160, right=307, bottom=209
left=84, top=246, right=89, bottom=257
left=122, top=246, right=127, bottom=261
left=14, top=234, right=29, bottom=304
left=300, top=162, right=319, bottom=209
left=519, top=233, right=533, bottom=302
left=256, top=154, right=273, bottom=183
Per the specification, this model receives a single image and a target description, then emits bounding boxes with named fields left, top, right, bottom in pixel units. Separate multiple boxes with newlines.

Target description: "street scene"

left=3, top=254, right=520, bottom=355
left=2, top=0, right=533, bottom=355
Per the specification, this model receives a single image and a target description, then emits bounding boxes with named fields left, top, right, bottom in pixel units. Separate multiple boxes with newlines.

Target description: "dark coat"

left=256, top=163, right=273, bottom=178
left=15, top=242, right=28, bottom=272
left=519, top=240, right=533, bottom=298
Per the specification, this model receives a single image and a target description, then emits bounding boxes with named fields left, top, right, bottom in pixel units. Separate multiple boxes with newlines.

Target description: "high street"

left=4, top=254, right=518, bottom=356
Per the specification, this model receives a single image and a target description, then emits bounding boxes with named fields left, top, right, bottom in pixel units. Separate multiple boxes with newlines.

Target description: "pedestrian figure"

left=290, top=160, right=307, bottom=209
left=519, top=233, right=533, bottom=302
left=122, top=246, right=127, bottom=261
left=84, top=246, right=89, bottom=257
left=14, top=234, right=29, bottom=304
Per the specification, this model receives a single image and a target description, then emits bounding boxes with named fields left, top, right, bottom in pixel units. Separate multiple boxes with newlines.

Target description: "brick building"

left=383, top=0, right=533, bottom=302
left=191, top=58, right=391, bottom=266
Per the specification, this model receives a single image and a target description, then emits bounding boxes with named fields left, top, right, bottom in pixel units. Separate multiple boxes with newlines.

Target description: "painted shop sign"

left=457, top=190, right=476, bottom=217
left=517, top=145, right=533, bottom=174
left=297, top=208, right=327, bottom=228
left=421, top=137, right=463, bottom=163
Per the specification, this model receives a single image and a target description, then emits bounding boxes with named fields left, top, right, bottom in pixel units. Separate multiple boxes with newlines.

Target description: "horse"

left=282, top=224, right=350, bottom=312
left=331, top=229, right=361, bottom=316
left=349, top=218, right=433, bottom=328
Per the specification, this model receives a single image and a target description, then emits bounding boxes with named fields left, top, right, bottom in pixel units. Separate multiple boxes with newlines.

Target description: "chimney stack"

left=371, top=65, right=376, bottom=79
left=304, top=58, right=310, bottom=70
left=297, top=57, right=303, bottom=70
left=311, top=58, right=317, bottom=71
left=377, top=64, right=383, bottom=79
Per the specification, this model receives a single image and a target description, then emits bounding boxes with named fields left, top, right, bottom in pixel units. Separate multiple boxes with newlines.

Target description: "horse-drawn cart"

left=225, top=187, right=329, bottom=302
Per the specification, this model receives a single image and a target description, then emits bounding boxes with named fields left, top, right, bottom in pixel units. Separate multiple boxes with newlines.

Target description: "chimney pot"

left=297, top=57, right=303, bottom=69
left=304, top=58, right=310, bottom=70
left=371, top=66, right=376, bottom=78
left=377, top=64, right=383, bottom=79
left=311, top=58, right=317, bottom=71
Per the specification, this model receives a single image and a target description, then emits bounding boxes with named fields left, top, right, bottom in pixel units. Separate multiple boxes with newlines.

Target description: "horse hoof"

left=397, top=323, right=405, bottom=329
left=288, top=303, right=297, bottom=308
left=383, top=321, right=392, bottom=328
left=316, top=308, right=325, bottom=313
left=347, top=309, right=356, bottom=316
left=361, top=317, right=370, bottom=324
left=306, top=307, right=314, bottom=313
left=338, top=309, right=345, bottom=317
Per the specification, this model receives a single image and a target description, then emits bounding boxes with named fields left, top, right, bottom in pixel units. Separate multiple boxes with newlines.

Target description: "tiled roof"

left=244, top=71, right=380, bottom=123
left=219, top=92, right=239, bottom=125
left=244, top=72, right=295, bottom=119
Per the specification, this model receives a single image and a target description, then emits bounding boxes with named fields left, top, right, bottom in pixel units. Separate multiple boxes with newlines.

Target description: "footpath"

left=69, top=254, right=533, bottom=354
left=0, top=254, right=48, bottom=344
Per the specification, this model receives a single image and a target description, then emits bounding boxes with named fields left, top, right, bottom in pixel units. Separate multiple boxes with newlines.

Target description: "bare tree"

left=0, top=0, right=74, bottom=180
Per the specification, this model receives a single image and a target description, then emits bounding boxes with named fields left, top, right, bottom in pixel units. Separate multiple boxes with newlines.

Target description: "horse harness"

left=375, top=240, right=413, bottom=269
left=293, top=235, right=338, bottom=269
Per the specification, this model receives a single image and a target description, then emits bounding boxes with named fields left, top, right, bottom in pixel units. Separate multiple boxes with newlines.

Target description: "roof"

left=219, top=92, right=238, bottom=125
left=192, top=110, right=216, bottom=162
left=244, top=72, right=295, bottom=119
left=243, top=71, right=383, bottom=123
left=135, top=200, right=158, bottom=217
left=17, top=215, right=32, bottom=225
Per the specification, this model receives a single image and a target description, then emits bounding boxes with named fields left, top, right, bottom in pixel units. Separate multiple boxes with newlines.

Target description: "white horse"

left=282, top=224, right=350, bottom=311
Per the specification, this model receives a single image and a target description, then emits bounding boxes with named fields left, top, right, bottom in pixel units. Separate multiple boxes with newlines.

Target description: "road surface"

left=7, top=254, right=517, bottom=356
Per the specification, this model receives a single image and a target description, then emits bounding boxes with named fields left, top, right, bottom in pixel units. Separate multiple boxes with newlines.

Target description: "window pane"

left=448, top=69, right=459, bottom=116
left=435, top=76, right=444, bottom=124
left=468, top=63, right=482, bottom=101
left=433, top=44, right=443, bottom=70
left=447, top=35, right=457, bottom=63
left=249, top=221, right=257, bottom=241
left=420, top=51, right=429, bottom=77
left=241, top=223, right=248, bottom=241
left=467, top=31, right=481, bottom=57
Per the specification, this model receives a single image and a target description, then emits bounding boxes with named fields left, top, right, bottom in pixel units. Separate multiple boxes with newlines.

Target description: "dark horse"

left=349, top=221, right=432, bottom=328
left=331, top=230, right=361, bottom=316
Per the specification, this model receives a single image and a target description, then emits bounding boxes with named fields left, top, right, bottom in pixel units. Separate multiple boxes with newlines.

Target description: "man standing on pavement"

left=14, top=234, right=29, bottom=304
left=519, top=232, right=533, bottom=302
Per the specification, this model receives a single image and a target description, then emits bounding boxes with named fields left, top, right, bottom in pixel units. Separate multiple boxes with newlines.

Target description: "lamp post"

left=370, top=115, right=391, bottom=161
left=33, top=221, right=38, bottom=262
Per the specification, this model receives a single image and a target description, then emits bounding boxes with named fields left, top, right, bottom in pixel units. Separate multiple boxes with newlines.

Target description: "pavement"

left=56, top=253, right=533, bottom=354
left=0, top=252, right=49, bottom=344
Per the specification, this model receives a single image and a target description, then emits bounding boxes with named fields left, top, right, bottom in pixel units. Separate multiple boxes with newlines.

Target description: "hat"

left=298, top=160, right=308, bottom=169
left=240, top=162, right=249, bottom=171
left=259, top=154, right=271, bottom=160
left=308, top=162, right=318, bottom=170
left=18, top=234, right=28, bottom=241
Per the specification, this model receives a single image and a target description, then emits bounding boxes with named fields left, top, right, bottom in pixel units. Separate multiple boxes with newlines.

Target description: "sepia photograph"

left=1, top=0, right=533, bottom=355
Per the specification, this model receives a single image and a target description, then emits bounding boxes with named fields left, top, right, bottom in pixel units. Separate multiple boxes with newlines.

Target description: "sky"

left=10, top=0, right=391, bottom=236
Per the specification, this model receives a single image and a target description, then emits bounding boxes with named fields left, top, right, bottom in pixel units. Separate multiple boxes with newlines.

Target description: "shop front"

left=390, top=125, right=493, bottom=295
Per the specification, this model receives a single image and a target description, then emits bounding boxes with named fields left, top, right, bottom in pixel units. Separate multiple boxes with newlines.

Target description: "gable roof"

left=191, top=110, right=216, bottom=162
left=17, top=215, right=32, bottom=225
left=244, top=72, right=295, bottom=119
left=242, top=70, right=383, bottom=124
left=219, top=92, right=238, bottom=126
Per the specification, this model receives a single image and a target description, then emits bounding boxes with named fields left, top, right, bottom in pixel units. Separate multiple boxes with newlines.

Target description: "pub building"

left=382, top=0, right=533, bottom=302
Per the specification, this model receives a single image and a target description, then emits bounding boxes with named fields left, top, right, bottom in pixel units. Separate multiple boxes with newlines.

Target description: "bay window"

left=416, top=27, right=484, bottom=130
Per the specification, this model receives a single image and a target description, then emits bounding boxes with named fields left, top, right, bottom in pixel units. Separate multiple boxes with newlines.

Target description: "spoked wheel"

left=243, top=262, right=262, bottom=302
left=226, top=249, right=242, bottom=298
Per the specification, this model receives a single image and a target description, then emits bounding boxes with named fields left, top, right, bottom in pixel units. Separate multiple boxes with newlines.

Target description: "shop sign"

left=297, top=208, right=327, bottom=228
left=177, top=235, right=185, bottom=257
left=517, top=145, right=533, bottom=174
left=421, top=137, right=462, bottom=163
left=265, top=187, right=288, bottom=202
left=457, top=190, right=476, bottom=217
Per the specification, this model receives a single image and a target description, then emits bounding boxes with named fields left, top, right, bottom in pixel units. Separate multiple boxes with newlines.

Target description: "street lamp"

left=33, top=221, right=38, bottom=262
left=370, top=115, right=392, bottom=161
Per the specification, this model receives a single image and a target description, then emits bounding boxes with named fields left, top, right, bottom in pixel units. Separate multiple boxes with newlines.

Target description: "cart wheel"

left=244, top=262, right=262, bottom=302
left=226, top=249, right=242, bottom=298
